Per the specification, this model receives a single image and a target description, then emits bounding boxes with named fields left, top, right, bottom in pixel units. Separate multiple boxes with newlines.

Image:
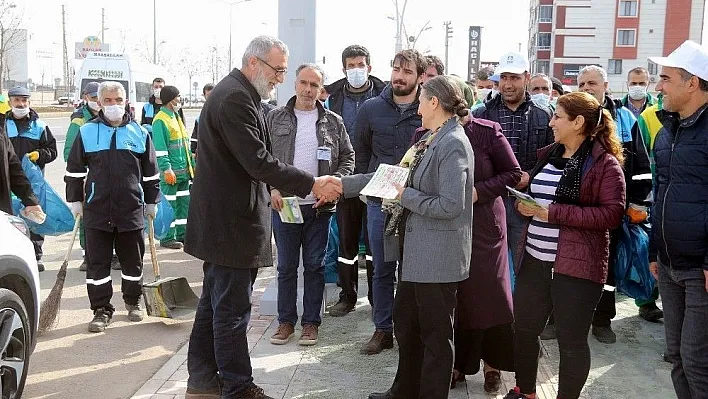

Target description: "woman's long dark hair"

left=556, top=92, right=625, bottom=166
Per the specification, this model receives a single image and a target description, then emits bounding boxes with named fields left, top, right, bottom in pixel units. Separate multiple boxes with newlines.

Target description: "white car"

left=0, top=210, right=40, bottom=398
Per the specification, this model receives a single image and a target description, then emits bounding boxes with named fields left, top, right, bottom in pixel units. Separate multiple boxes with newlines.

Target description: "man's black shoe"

left=639, top=303, right=664, bottom=322
left=592, top=325, right=617, bottom=344
left=329, top=300, right=355, bottom=317
left=368, top=390, right=395, bottom=399
left=88, top=307, right=112, bottom=333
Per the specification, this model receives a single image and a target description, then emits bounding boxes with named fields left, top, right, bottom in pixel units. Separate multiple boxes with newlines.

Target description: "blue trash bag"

left=11, top=157, right=74, bottom=235
left=145, top=194, right=175, bottom=240
left=323, top=217, right=339, bottom=284
left=614, top=218, right=655, bottom=302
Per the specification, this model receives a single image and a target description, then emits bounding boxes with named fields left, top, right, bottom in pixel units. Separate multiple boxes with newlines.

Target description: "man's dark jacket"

left=184, top=69, right=315, bottom=269
left=650, top=103, right=708, bottom=271
left=471, top=93, right=553, bottom=171
left=0, top=125, right=37, bottom=215
left=353, top=84, right=422, bottom=175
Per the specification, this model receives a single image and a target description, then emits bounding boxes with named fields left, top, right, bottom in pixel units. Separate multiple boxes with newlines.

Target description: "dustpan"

left=142, top=214, right=199, bottom=318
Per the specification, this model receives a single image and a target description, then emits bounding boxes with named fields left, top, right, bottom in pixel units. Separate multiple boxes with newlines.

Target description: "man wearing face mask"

left=152, top=86, right=194, bottom=250
left=141, top=77, right=186, bottom=133
left=64, top=82, right=121, bottom=272
left=528, top=73, right=553, bottom=109
left=622, top=67, right=656, bottom=118
left=5, top=86, right=57, bottom=272
left=474, top=67, right=498, bottom=107
left=324, top=45, right=386, bottom=317
left=65, top=81, right=160, bottom=332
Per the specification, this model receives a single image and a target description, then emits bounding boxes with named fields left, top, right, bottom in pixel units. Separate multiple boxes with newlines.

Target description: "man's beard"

left=392, top=79, right=418, bottom=97
left=253, top=68, right=274, bottom=100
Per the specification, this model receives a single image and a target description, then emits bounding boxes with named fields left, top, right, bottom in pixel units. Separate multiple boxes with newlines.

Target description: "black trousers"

left=592, top=229, right=619, bottom=327
left=390, top=281, right=457, bottom=399
left=336, top=196, right=373, bottom=306
left=85, top=227, right=145, bottom=314
left=30, top=232, right=43, bottom=261
left=513, top=254, right=603, bottom=399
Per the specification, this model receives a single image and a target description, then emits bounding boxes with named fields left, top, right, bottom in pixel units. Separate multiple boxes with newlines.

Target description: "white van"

left=74, top=51, right=169, bottom=117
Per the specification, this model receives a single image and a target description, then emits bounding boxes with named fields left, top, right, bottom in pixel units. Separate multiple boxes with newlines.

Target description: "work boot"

left=298, top=324, right=318, bottom=346
left=234, top=382, right=274, bottom=399
left=111, top=254, right=121, bottom=270
left=269, top=323, right=294, bottom=345
left=592, top=325, right=617, bottom=344
left=161, top=240, right=184, bottom=250
left=185, top=387, right=220, bottom=399
left=639, top=303, right=664, bottom=322
left=88, top=307, right=112, bottom=333
left=540, top=324, right=556, bottom=340
left=126, top=303, right=144, bottom=322
left=329, top=300, right=355, bottom=317
left=36, top=261, right=45, bottom=272
left=79, top=257, right=88, bottom=271
left=360, top=330, right=394, bottom=355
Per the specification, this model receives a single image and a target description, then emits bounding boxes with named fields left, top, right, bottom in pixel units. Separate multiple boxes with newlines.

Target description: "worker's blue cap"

left=82, top=82, right=100, bottom=97
left=490, top=74, right=500, bottom=82
left=8, top=86, right=30, bottom=98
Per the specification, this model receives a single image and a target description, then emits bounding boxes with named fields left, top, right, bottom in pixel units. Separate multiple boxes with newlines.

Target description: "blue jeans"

left=367, top=202, right=396, bottom=332
left=659, top=261, right=708, bottom=399
left=272, top=206, right=331, bottom=326
left=187, top=262, right=258, bottom=398
left=504, top=195, right=526, bottom=291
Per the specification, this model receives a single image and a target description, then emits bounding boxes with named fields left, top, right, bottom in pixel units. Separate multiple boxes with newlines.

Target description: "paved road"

left=24, top=109, right=204, bottom=399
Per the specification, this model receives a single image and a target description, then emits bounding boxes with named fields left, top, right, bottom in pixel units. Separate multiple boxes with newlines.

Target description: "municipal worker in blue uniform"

left=65, top=81, right=161, bottom=333
left=140, top=77, right=185, bottom=133
left=5, top=86, right=58, bottom=272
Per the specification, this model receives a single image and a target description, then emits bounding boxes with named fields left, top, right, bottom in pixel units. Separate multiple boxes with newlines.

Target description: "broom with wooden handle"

left=38, top=215, right=81, bottom=333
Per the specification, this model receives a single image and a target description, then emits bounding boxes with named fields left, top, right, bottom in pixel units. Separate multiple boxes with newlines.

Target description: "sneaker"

left=360, top=330, right=394, bottom=355
left=329, top=300, right=355, bottom=317
left=299, top=324, right=318, bottom=346
left=79, top=257, right=88, bottom=271
left=234, top=382, right=274, bottom=399
left=484, top=370, right=502, bottom=393
left=88, top=307, right=112, bottom=333
left=185, top=387, right=220, bottom=398
left=36, top=261, right=45, bottom=272
left=540, top=324, right=556, bottom=340
left=110, top=255, right=121, bottom=270
left=639, top=303, right=664, bottom=322
left=126, top=303, right=144, bottom=322
left=270, top=323, right=294, bottom=345
left=592, top=325, right=617, bottom=344
left=161, top=240, right=184, bottom=250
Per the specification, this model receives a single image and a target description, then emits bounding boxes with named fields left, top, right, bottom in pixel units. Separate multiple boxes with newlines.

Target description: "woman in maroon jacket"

left=504, top=92, right=626, bottom=399
left=451, top=116, right=522, bottom=393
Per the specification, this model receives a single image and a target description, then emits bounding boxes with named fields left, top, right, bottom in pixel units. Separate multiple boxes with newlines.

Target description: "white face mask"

left=628, top=85, right=648, bottom=101
left=88, top=101, right=100, bottom=111
left=346, top=67, right=368, bottom=89
left=153, top=88, right=162, bottom=98
left=478, top=88, right=491, bottom=100
left=530, top=93, right=551, bottom=108
left=172, top=101, right=181, bottom=112
left=103, top=104, right=125, bottom=121
left=11, top=107, right=29, bottom=118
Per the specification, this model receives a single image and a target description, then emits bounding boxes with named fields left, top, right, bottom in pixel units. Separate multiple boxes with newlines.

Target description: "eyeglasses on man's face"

left=256, top=57, right=288, bottom=76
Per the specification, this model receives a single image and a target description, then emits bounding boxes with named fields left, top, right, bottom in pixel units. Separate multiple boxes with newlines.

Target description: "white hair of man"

left=241, top=35, right=289, bottom=68
left=98, top=81, right=126, bottom=102
left=531, top=73, right=553, bottom=89
left=578, top=65, right=608, bottom=83
left=295, top=63, right=326, bottom=85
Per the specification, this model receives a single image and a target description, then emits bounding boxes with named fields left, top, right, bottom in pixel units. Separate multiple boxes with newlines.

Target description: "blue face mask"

left=530, top=93, right=551, bottom=108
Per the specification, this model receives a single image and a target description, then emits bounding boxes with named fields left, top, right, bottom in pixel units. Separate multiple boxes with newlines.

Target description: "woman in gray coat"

left=331, top=76, right=475, bottom=399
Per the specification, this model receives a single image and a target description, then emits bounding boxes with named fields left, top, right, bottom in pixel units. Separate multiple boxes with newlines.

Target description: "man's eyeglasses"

left=256, top=57, right=287, bottom=76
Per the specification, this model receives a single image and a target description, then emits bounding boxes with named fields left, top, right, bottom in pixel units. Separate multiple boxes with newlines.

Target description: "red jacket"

left=516, top=141, right=626, bottom=284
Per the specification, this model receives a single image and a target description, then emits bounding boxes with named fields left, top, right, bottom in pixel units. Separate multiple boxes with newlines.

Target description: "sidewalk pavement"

left=131, top=268, right=674, bottom=399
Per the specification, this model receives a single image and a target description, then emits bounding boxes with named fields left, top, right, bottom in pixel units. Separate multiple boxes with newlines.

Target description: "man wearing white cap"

left=648, top=40, right=708, bottom=399
left=472, top=51, right=554, bottom=285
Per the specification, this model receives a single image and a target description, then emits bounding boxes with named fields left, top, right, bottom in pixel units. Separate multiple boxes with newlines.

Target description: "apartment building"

left=528, top=0, right=705, bottom=93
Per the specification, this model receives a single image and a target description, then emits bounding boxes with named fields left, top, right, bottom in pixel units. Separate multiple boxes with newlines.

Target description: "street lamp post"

left=226, top=0, right=252, bottom=72
left=153, top=0, right=157, bottom=63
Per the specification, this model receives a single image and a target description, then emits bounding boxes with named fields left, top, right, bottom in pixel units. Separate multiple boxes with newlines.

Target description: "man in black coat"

left=183, top=35, right=341, bottom=399
left=0, top=126, right=40, bottom=217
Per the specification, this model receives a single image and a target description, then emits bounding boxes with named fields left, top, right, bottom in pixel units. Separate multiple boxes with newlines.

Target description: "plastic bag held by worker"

left=12, top=156, right=74, bottom=235
left=145, top=194, right=175, bottom=240
left=614, top=218, right=655, bottom=302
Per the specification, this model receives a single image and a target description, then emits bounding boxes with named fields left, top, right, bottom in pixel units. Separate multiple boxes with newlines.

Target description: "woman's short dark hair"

left=421, top=76, right=469, bottom=118
left=556, top=92, right=624, bottom=165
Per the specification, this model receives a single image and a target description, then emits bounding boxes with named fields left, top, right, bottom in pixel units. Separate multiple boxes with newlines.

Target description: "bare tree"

left=0, top=0, right=25, bottom=91
left=177, top=50, right=205, bottom=105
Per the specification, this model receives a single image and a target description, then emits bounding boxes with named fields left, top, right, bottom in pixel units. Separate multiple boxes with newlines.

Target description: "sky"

left=11, top=0, right=708, bottom=93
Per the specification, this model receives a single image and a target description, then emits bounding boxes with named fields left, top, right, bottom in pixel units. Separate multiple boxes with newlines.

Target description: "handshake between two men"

left=312, top=176, right=343, bottom=208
